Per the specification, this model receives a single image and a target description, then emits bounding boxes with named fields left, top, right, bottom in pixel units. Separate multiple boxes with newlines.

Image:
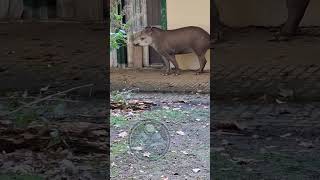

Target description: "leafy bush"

left=110, top=0, right=130, bottom=50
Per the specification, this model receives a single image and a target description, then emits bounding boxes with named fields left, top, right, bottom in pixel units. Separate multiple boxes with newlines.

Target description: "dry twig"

left=2, top=84, right=94, bottom=116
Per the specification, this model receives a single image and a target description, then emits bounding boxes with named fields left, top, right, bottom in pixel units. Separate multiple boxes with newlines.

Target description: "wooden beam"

left=125, top=0, right=148, bottom=68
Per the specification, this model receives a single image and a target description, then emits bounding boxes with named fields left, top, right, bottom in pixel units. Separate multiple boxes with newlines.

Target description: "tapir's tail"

left=210, top=31, right=224, bottom=49
left=210, top=39, right=216, bottom=49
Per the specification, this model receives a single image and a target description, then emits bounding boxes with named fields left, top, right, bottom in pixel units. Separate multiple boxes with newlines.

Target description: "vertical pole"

left=160, top=0, right=167, bottom=30
left=142, top=0, right=149, bottom=67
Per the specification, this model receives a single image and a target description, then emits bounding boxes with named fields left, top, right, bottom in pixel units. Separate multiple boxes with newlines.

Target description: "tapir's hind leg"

left=196, top=54, right=207, bottom=74
left=160, top=54, right=171, bottom=76
left=281, top=0, right=310, bottom=35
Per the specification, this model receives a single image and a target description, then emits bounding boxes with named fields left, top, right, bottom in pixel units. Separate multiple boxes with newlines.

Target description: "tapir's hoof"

left=269, top=32, right=292, bottom=42
left=195, top=70, right=204, bottom=75
left=269, top=36, right=290, bottom=42
left=174, top=71, right=181, bottom=76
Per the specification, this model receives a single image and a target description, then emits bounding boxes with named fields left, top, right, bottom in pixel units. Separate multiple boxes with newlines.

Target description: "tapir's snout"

left=133, top=41, right=139, bottom=46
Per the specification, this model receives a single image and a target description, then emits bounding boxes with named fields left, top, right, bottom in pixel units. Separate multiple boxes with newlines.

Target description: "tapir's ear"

left=145, top=26, right=153, bottom=35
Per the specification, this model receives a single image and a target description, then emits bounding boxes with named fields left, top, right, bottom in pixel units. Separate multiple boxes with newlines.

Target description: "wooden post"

left=8, top=0, right=23, bottom=19
left=132, top=46, right=143, bottom=68
left=0, top=0, right=9, bottom=19
left=110, top=50, right=118, bottom=67
left=125, top=0, right=148, bottom=68
left=143, top=47, right=149, bottom=67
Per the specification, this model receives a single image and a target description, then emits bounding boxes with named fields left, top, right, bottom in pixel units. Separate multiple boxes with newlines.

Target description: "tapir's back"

left=163, top=26, right=210, bottom=54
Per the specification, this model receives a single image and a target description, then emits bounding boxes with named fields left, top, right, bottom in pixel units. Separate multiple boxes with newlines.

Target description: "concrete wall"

left=216, top=0, right=320, bottom=27
left=167, top=0, right=210, bottom=70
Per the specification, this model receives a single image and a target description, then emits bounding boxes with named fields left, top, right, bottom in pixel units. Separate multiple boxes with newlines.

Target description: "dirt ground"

left=212, top=27, right=320, bottom=179
left=0, top=22, right=107, bottom=96
left=0, top=95, right=108, bottom=179
left=110, top=91, right=320, bottom=179
left=213, top=26, right=320, bottom=100
left=111, top=68, right=210, bottom=94
left=213, top=100, right=320, bottom=179
left=0, top=22, right=108, bottom=179
left=110, top=93, right=210, bottom=179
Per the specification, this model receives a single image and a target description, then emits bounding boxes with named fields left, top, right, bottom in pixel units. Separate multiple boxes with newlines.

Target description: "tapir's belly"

left=168, top=46, right=193, bottom=55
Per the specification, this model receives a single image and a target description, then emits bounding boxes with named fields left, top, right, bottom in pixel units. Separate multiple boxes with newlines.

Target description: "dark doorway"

left=147, top=0, right=163, bottom=65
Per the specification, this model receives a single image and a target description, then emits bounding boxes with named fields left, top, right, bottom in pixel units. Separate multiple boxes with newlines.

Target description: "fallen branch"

left=2, top=84, right=94, bottom=116
left=0, top=120, right=107, bottom=153
left=0, top=96, right=79, bottom=102
left=213, top=131, right=244, bottom=136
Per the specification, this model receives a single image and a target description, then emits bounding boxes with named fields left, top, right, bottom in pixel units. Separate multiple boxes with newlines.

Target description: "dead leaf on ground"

left=299, top=141, right=314, bottom=148
left=280, top=133, right=292, bottom=138
left=118, top=131, right=128, bottom=138
left=181, top=150, right=189, bottom=155
left=176, top=130, right=185, bottom=136
left=221, top=139, right=231, bottom=146
left=192, top=168, right=201, bottom=173
left=40, top=85, right=50, bottom=92
left=214, top=120, right=248, bottom=131
left=252, top=134, right=259, bottom=139
left=212, top=147, right=225, bottom=152
left=231, top=157, right=259, bottom=165
left=143, top=151, right=151, bottom=157
left=111, top=100, right=156, bottom=111
left=219, top=168, right=233, bottom=171
left=279, top=88, right=294, bottom=98
left=161, top=175, right=169, bottom=180
left=276, top=99, right=286, bottom=104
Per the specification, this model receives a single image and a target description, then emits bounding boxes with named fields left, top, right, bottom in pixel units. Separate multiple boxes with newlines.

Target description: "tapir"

left=212, top=0, right=311, bottom=41
left=133, top=26, right=210, bottom=76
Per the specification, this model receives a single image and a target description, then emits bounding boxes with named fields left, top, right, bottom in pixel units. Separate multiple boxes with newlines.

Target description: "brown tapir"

left=212, top=0, right=311, bottom=42
left=133, top=26, right=210, bottom=75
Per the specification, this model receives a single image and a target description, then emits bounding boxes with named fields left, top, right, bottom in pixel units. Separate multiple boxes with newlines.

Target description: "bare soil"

left=0, top=22, right=107, bottom=96
left=110, top=93, right=210, bottom=179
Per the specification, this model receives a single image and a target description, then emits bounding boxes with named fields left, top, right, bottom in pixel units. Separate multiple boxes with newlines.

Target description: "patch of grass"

left=212, top=153, right=253, bottom=179
left=141, top=107, right=209, bottom=123
left=111, top=91, right=126, bottom=104
left=13, top=109, right=39, bottom=128
left=111, top=141, right=128, bottom=157
left=254, top=152, right=320, bottom=179
left=111, top=90, right=135, bottom=104
left=111, top=115, right=127, bottom=127
left=141, top=109, right=186, bottom=122
left=0, top=174, right=44, bottom=180
left=110, top=167, right=120, bottom=179
left=188, top=108, right=209, bottom=120
left=213, top=151, right=320, bottom=179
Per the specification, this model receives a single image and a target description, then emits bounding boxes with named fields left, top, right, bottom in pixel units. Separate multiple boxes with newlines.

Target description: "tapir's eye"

left=141, top=37, right=145, bottom=40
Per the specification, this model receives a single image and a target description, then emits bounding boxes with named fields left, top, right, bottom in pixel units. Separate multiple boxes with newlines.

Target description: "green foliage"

left=111, top=115, right=127, bottom=127
left=13, top=109, right=39, bottom=128
left=110, top=30, right=127, bottom=50
left=110, top=89, right=135, bottom=105
left=110, top=0, right=131, bottom=51
left=110, top=90, right=127, bottom=104
left=111, top=141, right=128, bottom=157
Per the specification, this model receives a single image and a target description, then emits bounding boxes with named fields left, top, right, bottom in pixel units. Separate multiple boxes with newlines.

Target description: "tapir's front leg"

left=160, top=54, right=171, bottom=76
